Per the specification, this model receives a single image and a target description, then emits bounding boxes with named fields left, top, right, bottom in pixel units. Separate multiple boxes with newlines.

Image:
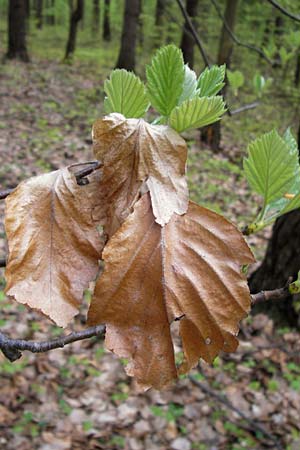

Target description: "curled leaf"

left=93, top=113, right=188, bottom=233
left=5, top=168, right=104, bottom=327
left=88, top=194, right=254, bottom=389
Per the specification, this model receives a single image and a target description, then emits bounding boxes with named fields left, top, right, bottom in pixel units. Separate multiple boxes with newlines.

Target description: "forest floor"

left=0, top=60, right=300, bottom=450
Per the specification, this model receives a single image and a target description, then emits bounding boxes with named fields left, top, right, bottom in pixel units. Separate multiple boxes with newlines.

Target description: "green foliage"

left=197, top=64, right=226, bottom=97
left=227, top=70, right=245, bottom=96
left=104, top=46, right=225, bottom=132
left=243, top=127, right=300, bottom=235
left=104, top=69, right=149, bottom=118
left=279, top=47, right=294, bottom=65
left=146, top=45, right=185, bottom=116
left=244, top=129, right=300, bottom=225
left=252, top=73, right=272, bottom=98
left=170, top=96, right=226, bottom=133
left=150, top=403, right=184, bottom=423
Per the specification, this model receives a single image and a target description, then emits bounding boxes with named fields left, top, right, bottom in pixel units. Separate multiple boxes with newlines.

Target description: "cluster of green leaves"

left=103, top=45, right=226, bottom=132
left=243, top=128, right=300, bottom=234
left=227, top=69, right=272, bottom=97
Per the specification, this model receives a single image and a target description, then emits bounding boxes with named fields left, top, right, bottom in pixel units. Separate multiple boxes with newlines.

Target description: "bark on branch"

left=0, top=325, right=105, bottom=362
left=0, top=160, right=102, bottom=200
left=175, top=0, right=211, bottom=67
left=210, top=0, right=274, bottom=66
left=0, top=284, right=295, bottom=362
left=266, top=0, right=300, bottom=23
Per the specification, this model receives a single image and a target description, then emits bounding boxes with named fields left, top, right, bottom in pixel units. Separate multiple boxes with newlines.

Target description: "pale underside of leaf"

left=88, top=194, right=254, bottom=389
left=244, top=130, right=300, bottom=206
left=92, top=113, right=188, bottom=233
left=104, top=69, right=149, bottom=118
left=5, top=168, right=104, bottom=327
left=170, top=96, right=226, bottom=133
left=178, top=65, right=198, bottom=104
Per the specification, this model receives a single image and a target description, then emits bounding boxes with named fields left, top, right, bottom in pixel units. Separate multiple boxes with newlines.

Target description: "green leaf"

left=197, top=64, right=225, bottom=97
left=146, top=45, right=185, bottom=116
left=170, top=96, right=226, bottom=133
left=179, top=65, right=198, bottom=104
left=244, top=130, right=300, bottom=207
left=284, top=127, right=298, bottom=154
left=104, top=69, right=149, bottom=118
left=227, top=70, right=244, bottom=95
left=279, top=193, right=300, bottom=215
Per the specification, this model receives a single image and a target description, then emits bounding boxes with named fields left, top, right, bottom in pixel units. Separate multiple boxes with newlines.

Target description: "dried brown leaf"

left=5, top=167, right=104, bottom=327
left=88, top=193, right=254, bottom=389
left=92, top=113, right=188, bottom=234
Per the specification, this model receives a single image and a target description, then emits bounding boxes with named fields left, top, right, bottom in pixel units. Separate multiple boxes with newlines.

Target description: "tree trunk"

left=201, top=0, right=239, bottom=152
left=103, top=0, right=111, bottom=41
left=180, top=0, right=199, bottom=69
left=295, top=53, right=300, bottom=87
left=249, top=211, right=300, bottom=327
left=64, top=0, right=84, bottom=60
left=36, top=0, right=43, bottom=29
left=25, top=0, right=30, bottom=18
left=115, top=0, right=140, bottom=71
left=138, top=0, right=143, bottom=47
left=5, top=0, right=30, bottom=62
left=155, top=0, right=165, bottom=26
left=92, top=0, right=100, bottom=36
left=46, top=0, right=55, bottom=25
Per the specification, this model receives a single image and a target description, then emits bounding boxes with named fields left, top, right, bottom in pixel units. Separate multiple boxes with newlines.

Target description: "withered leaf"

left=92, top=113, right=188, bottom=234
left=88, top=193, right=254, bottom=389
left=5, top=167, right=104, bottom=327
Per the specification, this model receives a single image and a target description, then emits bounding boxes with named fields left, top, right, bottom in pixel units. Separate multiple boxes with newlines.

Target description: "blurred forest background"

left=0, top=1, right=300, bottom=449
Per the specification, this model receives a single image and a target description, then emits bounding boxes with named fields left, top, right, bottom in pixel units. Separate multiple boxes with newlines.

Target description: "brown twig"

left=0, top=325, right=105, bottom=362
left=175, top=0, right=211, bottom=67
left=0, top=188, right=15, bottom=200
left=210, top=0, right=274, bottom=66
left=0, top=258, right=6, bottom=268
left=251, top=286, right=291, bottom=305
left=230, top=102, right=260, bottom=115
left=266, top=0, right=300, bottom=23
left=189, top=373, right=283, bottom=449
left=0, top=160, right=102, bottom=200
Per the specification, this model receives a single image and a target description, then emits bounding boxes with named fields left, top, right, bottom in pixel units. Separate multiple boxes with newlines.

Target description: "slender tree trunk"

left=155, top=0, right=165, bottom=26
left=5, top=0, right=30, bottom=62
left=180, top=0, right=199, bottom=69
left=201, top=0, right=239, bottom=152
left=64, top=0, right=84, bottom=60
left=92, top=0, right=100, bottom=36
left=46, top=0, right=55, bottom=25
left=138, top=0, right=143, bottom=47
left=249, top=210, right=300, bottom=327
left=25, top=0, right=30, bottom=17
left=115, top=0, right=140, bottom=71
left=36, top=0, right=43, bottom=29
left=103, top=0, right=111, bottom=41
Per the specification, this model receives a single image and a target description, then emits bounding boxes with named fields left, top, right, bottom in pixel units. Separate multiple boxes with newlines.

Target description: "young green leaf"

left=179, top=65, right=198, bottom=104
left=244, top=130, right=299, bottom=207
left=104, top=69, right=149, bottom=118
left=227, top=70, right=244, bottom=96
left=197, top=64, right=225, bottom=97
left=170, top=96, right=226, bottom=133
left=146, top=45, right=185, bottom=116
